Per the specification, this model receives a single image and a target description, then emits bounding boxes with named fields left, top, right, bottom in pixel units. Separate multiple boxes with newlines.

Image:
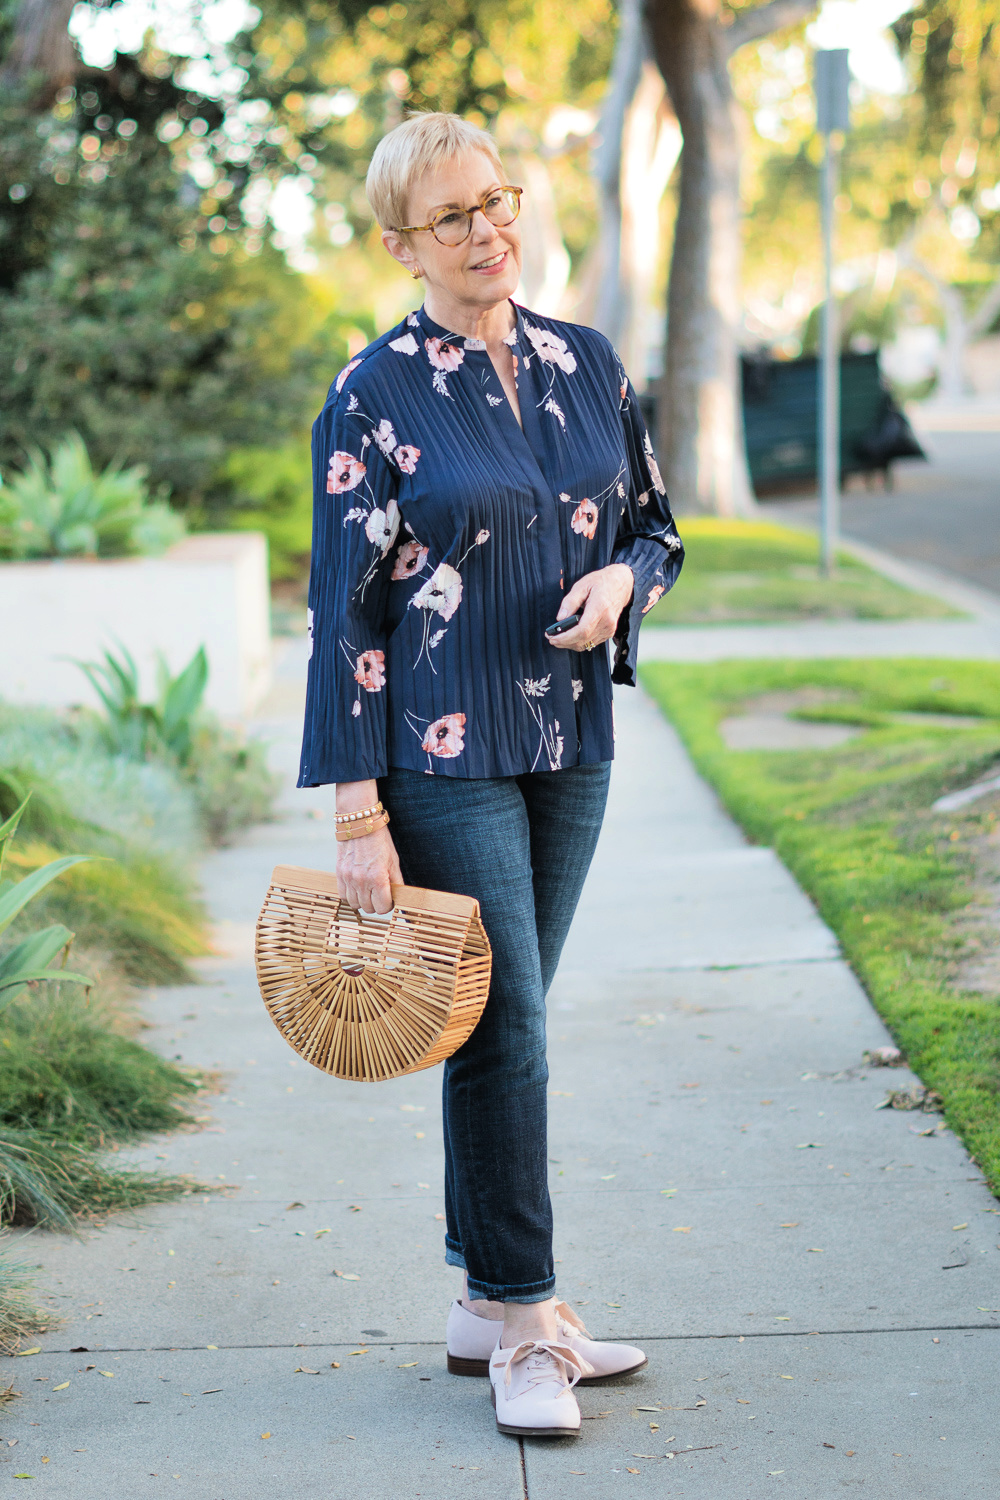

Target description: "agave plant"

left=0, top=798, right=93, bottom=1011
left=0, top=432, right=184, bottom=559
left=75, top=643, right=208, bottom=766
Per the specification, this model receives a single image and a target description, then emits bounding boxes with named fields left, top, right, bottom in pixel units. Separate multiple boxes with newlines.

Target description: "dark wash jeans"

left=378, top=761, right=611, bottom=1303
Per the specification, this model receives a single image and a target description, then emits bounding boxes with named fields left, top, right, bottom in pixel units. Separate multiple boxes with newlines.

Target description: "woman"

left=299, top=112, right=683, bottom=1439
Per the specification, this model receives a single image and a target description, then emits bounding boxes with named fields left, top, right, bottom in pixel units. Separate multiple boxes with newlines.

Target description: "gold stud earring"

left=410, top=266, right=422, bottom=279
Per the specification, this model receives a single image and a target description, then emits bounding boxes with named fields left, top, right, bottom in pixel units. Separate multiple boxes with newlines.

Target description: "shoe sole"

left=491, top=1383, right=579, bottom=1438
left=451, top=1352, right=648, bottom=1384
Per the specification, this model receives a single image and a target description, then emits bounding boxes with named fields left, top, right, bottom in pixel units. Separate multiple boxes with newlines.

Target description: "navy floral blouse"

left=298, top=300, right=683, bottom=786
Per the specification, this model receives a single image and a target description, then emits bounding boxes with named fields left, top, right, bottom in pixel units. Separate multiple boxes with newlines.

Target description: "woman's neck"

left=421, top=288, right=516, bottom=349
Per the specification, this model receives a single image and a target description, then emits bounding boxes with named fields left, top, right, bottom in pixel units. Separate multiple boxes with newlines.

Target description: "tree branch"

left=724, top=0, right=818, bottom=57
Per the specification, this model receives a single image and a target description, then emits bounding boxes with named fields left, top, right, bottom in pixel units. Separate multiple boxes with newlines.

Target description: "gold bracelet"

left=334, top=800, right=383, bottom=825
left=334, top=808, right=390, bottom=842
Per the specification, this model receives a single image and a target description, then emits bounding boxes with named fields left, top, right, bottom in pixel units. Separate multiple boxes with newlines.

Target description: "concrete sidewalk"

left=4, top=652, right=999, bottom=1498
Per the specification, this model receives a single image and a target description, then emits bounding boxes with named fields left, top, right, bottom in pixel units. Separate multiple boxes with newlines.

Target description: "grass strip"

left=0, top=1128, right=197, bottom=1231
left=0, top=991, right=199, bottom=1147
left=644, top=517, right=959, bottom=625
left=640, top=656, right=1000, bottom=1193
left=0, top=1235, right=50, bottom=1357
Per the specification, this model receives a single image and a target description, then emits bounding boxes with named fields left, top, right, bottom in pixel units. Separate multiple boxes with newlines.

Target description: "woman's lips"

left=469, top=250, right=508, bottom=275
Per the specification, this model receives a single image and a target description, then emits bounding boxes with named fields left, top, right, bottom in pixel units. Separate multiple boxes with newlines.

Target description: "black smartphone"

left=545, top=611, right=582, bottom=637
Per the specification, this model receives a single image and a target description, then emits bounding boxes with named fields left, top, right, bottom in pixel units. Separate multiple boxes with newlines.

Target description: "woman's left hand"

left=546, top=563, right=634, bottom=654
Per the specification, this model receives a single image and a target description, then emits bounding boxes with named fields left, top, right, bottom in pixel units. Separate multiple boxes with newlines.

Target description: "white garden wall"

left=0, top=533, right=272, bottom=717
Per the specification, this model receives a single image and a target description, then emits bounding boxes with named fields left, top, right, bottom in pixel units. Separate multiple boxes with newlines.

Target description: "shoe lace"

left=502, top=1340, right=586, bottom=1398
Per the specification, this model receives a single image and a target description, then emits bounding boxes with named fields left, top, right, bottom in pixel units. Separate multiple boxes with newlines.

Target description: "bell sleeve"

left=610, top=369, right=684, bottom=687
left=298, top=391, right=399, bottom=787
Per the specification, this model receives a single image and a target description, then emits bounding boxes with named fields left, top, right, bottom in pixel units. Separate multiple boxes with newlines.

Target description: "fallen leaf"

left=315, top=1228, right=331, bottom=1238
left=13, top=1474, right=34, bottom=1479
left=627, top=1468, right=640, bottom=1474
left=673, top=1226, right=692, bottom=1233
left=807, top=1248, right=824, bottom=1253
left=600, top=1174, right=616, bottom=1180
left=398, top=1362, right=419, bottom=1368
left=206, top=1345, right=218, bottom=1351
left=796, top=1143, right=823, bottom=1149
left=737, top=1399, right=751, bottom=1404
left=434, top=1213, right=445, bottom=1221
left=52, top=1382, right=69, bottom=1391
left=606, top=1302, right=622, bottom=1308
left=348, top=1349, right=369, bottom=1356
left=769, top=1470, right=785, bottom=1476
left=14, top=1349, right=40, bottom=1358
left=846, top=1450, right=856, bottom=1456
left=202, top=1389, right=222, bottom=1395
left=99, top=1371, right=114, bottom=1378
left=330, top=1362, right=341, bottom=1369
left=780, top=1222, right=799, bottom=1228
left=822, top=1441, right=835, bottom=1448
left=634, top=1406, right=663, bottom=1412
left=569, top=1471, right=587, bottom=1475
left=260, top=1432, right=271, bottom=1440
left=780, top=1375, right=794, bottom=1380
left=333, top=1270, right=361, bottom=1280
left=286, top=1202, right=305, bottom=1210
left=294, top=1367, right=320, bottom=1375
left=347, top=1205, right=362, bottom=1213
left=952, top=1223, right=969, bottom=1231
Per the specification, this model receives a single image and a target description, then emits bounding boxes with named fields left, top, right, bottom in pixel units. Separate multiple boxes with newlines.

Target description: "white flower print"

left=644, top=430, right=666, bottom=494
left=464, top=337, right=487, bottom=351
left=307, top=606, right=314, bottom=660
left=521, top=675, right=551, bottom=698
left=351, top=699, right=361, bottom=717
left=389, top=332, right=419, bottom=355
left=475, top=529, right=490, bottom=545
left=335, top=358, right=362, bottom=393
left=559, top=492, right=572, bottom=503
left=518, top=676, right=563, bottom=769
left=373, top=418, right=397, bottom=456
left=544, top=396, right=566, bottom=428
left=486, top=393, right=503, bottom=407
left=523, top=322, right=577, bottom=374
left=572, top=678, right=583, bottom=701
left=365, top=499, right=400, bottom=553
left=395, top=444, right=420, bottom=474
left=617, top=482, right=625, bottom=498
left=411, top=562, right=463, bottom=621
left=664, top=532, right=683, bottom=551
left=407, top=311, right=419, bottom=327
left=347, top=392, right=359, bottom=412
left=342, top=506, right=365, bottom=526
left=429, top=629, right=446, bottom=648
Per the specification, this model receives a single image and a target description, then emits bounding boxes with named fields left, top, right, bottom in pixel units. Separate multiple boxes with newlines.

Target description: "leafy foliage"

left=0, top=432, right=183, bottom=558
left=77, top=644, right=208, bottom=766
left=0, top=1126, right=196, bottom=1230
left=0, top=797, right=93, bottom=1010
left=641, top=656, right=1000, bottom=1193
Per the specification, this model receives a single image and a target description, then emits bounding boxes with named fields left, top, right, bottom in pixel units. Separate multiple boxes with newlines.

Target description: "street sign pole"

left=815, top=49, right=850, bottom=579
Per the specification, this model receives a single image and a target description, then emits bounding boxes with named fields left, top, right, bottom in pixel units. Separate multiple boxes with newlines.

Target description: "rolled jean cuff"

left=444, top=1236, right=467, bottom=1271
left=465, top=1274, right=556, bottom=1305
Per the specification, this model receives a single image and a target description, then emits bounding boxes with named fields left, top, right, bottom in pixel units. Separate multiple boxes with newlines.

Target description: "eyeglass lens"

left=433, top=188, right=520, bottom=245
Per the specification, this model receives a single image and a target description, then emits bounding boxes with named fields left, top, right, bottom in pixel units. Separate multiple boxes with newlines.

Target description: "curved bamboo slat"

left=255, top=865, right=492, bottom=1081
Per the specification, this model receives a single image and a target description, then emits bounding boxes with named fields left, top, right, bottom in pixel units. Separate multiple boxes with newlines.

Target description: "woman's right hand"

left=336, top=824, right=403, bottom=915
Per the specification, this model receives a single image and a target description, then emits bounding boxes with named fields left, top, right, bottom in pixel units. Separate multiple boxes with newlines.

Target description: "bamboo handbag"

left=255, top=864, right=492, bottom=1081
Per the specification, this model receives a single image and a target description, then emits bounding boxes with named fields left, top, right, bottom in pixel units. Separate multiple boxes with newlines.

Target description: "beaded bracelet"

left=334, top=800, right=383, bottom=825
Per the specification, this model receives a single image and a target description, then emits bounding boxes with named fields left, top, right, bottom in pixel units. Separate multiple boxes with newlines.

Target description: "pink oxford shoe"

left=489, top=1339, right=589, bottom=1438
left=446, top=1298, right=648, bottom=1382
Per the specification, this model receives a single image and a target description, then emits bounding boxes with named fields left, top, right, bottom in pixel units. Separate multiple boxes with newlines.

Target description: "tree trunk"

left=646, top=0, right=753, bottom=514
left=618, top=61, right=682, bottom=383
left=0, top=0, right=80, bottom=103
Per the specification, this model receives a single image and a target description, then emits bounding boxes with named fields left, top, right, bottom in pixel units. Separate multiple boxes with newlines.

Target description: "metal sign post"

left=815, top=49, right=850, bottom=578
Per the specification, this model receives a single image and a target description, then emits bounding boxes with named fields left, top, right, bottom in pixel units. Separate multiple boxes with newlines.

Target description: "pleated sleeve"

left=611, top=372, right=684, bottom=687
left=298, top=390, right=398, bottom=787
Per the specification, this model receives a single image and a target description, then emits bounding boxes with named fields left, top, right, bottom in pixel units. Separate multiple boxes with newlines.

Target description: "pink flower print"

left=395, top=444, right=420, bottom=474
left=365, top=498, right=400, bottom=552
left=328, top=451, right=366, bottom=493
left=571, top=499, right=599, bottom=539
left=335, top=358, right=362, bottom=393
left=642, top=584, right=665, bottom=615
left=373, top=418, right=397, bottom=456
left=425, top=337, right=464, bottom=373
left=620, top=380, right=628, bottom=400
left=392, top=540, right=429, bottom=580
left=354, top=649, right=386, bottom=692
left=644, top=431, right=666, bottom=494
left=422, top=712, right=466, bottom=758
left=411, top=562, right=463, bottom=621
left=523, top=322, right=577, bottom=373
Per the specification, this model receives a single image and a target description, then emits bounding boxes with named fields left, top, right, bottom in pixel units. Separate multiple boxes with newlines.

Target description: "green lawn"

left=645, top=517, right=961, bottom=625
left=640, top=657, right=1000, bottom=1194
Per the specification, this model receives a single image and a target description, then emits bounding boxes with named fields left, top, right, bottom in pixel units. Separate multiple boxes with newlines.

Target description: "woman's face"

left=383, top=150, right=522, bottom=315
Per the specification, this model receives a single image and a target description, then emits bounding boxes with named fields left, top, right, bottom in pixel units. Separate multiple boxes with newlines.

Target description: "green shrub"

left=224, top=441, right=312, bottom=582
left=0, top=990, right=198, bottom=1147
left=0, top=1128, right=195, bottom=1231
left=188, top=724, right=280, bottom=845
left=0, top=433, right=184, bottom=559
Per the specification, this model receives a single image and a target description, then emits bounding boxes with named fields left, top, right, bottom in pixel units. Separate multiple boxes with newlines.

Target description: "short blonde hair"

left=366, top=112, right=506, bottom=231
